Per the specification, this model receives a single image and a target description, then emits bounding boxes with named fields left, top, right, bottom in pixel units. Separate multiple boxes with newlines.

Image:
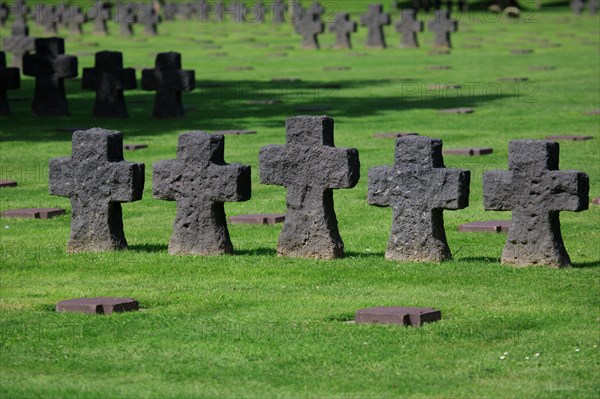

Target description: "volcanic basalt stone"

left=355, top=307, right=441, bottom=327
left=214, top=130, right=257, bottom=135
left=0, top=51, right=20, bottom=116
left=153, top=132, right=251, bottom=256
left=329, top=13, right=357, bottom=49
left=272, top=0, right=285, bottom=23
left=56, top=297, right=139, bottom=314
left=142, top=52, right=195, bottom=119
left=2, top=19, right=35, bottom=69
left=91, top=1, right=111, bottom=35
left=259, top=116, right=360, bottom=259
left=360, top=4, right=391, bottom=48
left=373, top=132, right=419, bottom=138
left=458, top=220, right=512, bottom=233
left=295, top=11, right=324, bottom=49
left=368, top=136, right=470, bottom=262
left=82, top=51, right=137, bottom=118
left=1, top=208, right=66, bottom=219
left=483, top=140, right=589, bottom=267
left=443, top=147, right=493, bottom=156
left=439, top=107, right=474, bottom=114
left=0, top=180, right=18, bottom=188
left=395, top=9, right=423, bottom=48
left=49, top=128, right=145, bottom=252
left=229, top=214, right=285, bottom=225
left=67, top=5, right=86, bottom=35
left=545, top=135, right=593, bottom=141
left=139, top=3, right=161, bottom=36
left=592, top=198, right=600, bottom=205
left=117, top=2, right=136, bottom=36
left=124, top=144, right=148, bottom=151
left=428, top=10, right=457, bottom=48
left=22, top=38, right=78, bottom=117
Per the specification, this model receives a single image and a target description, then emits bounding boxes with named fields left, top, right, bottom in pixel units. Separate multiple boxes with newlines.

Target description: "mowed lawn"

left=1, top=1, right=599, bottom=398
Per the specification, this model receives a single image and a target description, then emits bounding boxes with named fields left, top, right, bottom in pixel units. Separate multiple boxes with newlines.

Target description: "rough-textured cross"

left=589, top=0, right=599, bottom=14
left=272, top=0, right=285, bottom=23
left=570, top=0, right=585, bottom=14
left=0, top=51, right=21, bottom=116
left=49, top=128, right=145, bottom=253
left=82, top=51, right=136, bottom=118
left=214, top=1, right=225, bottom=21
left=329, top=13, right=357, bottom=49
left=36, top=4, right=59, bottom=34
left=195, top=0, right=210, bottom=21
left=91, top=1, right=111, bottom=35
left=360, top=4, right=391, bottom=48
left=23, top=38, right=78, bottom=116
left=295, top=12, right=324, bottom=49
left=483, top=140, right=589, bottom=267
left=368, top=136, right=470, bottom=262
left=250, top=1, right=266, bottom=22
left=395, top=9, right=423, bottom=48
left=153, top=132, right=251, bottom=256
left=141, top=52, right=195, bottom=119
left=0, top=3, right=8, bottom=28
left=67, top=5, right=86, bottom=35
left=117, top=2, right=136, bottom=36
left=428, top=10, right=457, bottom=48
left=259, top=116, right=360, bottom=259
left=307, top=1, right=325, bottom=19
left=140, top=3, right=160, bottom=36
left=227, top=2, right=246, bottom=22
left=2, top=17, right=35, bottom=69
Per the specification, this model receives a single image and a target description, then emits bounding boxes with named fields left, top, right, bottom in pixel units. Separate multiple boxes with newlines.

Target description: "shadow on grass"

left=2, top=78, right=511, bottom=141
left=456, top=256, right=502, bottom=264
left=345, top=251, right=387, bottom=259
left=236, top=247, right=278, bottom=256
left=128, top=243, right=169, bottom=253
left=571, top=260, right=600, bottom=268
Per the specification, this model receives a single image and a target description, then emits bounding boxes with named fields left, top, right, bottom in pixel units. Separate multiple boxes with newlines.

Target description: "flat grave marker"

left=56, top=297, right=139, bottom=315
left=443, top=147, right=493, bottom=156
left=355, top=307, right=442, bottom=327
left=229, top=214, right=285, bottom=225
left=458, top=220, right=512, bottom=233
left=1, top=208, right=66, bottom=219
left=545, top=135, right=593, bottom=141
left=0, top=180, right=18, bottom=188
left=439, top=108, right=474, bottom=114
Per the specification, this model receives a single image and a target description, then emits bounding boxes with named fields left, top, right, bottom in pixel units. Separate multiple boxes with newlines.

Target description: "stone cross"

left=195, top=0, right=210, bottom=21
left=163, top=3, right=178, bottom=20
left=117, top=2, right=136, bottom=36
left=0, top=51, right=21, bottom=116
left=395, top=9, right=423, bottom=48
left=1, top=3, right=8, bottom=28
left=308, top=1, right=324, bottom=19
left=49, top=128, right=145, bottom=252
left=570, top=0, right=585, bottom=14
left=214, top=1, right=225, bottom=21
left=295, top=12, right=324, bottom=49
left=140, top=3, right=160, bottom=35
left=141, top=52, right=195, bottom=119
left=67, top=5, right=86, bottom=35
left=91, top=1, right=111, bottom=35
left=2, top=19, right=34, bottom=69
left=589, top=0, right=599, bottom=14
left=428, top=9, right=457, bottom=48
left=259, top=116, right=360, bottom=259
left=82, top=51, right=137, bottom=118
left=228, top=2, right=246, bottom=22
left=22, top=38, right=78, bottom=116
left=253, top=1, right=267, bottom=23
left=329, top=13, right=357, bottom=49
left=153, top=132, right=251, bottom=256
left=360, top=4, right=391, bottom=48
left=272, top=0, right=285, bottom=23
left=37, top=4, right=59, bottom=34
left=178, top=3, right=194, bottom=19
left=484, top=140, right=589, bottom=267
left=368, top=136, right=470, bottom=262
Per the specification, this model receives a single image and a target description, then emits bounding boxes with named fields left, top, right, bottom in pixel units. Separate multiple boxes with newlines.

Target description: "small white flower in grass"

left=534, top=353, right=540, bottom=357
left=575, top=348, right=580, bottom=352
left=503, top=352, right=509, bottom=355
left=499, top=356, right=505, bottom=360
left=526, top=356, right=530, bottom=360
left=363, top=342, right=368, bottom=345
left=366, top=248, right=371, bottom=252
left=3, top=225, right=8, bottom=229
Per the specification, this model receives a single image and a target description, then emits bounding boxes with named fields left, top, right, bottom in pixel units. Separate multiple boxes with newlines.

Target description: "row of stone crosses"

left=0, top=41, right=194, bottom=117
left=48, top=117, right=590, bottom=268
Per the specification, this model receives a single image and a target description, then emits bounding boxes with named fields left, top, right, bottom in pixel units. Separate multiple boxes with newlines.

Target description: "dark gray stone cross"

left=49, top=128, right=145, bottom=252
left=570, top=0, right=585, bottom=14
left=66, top=5, right=86, bottom=35
left=37, top=4, right=59, bottom=34
left=428, top=10, right=457, bottom=48
left=140, top=3, right=160, bottom=36
left=91, top=1, right=111, bottom=35
left=2, top=17, right=34, bottom=69
left=259, top=116, right=360, bottom=259
left=295, top=12, right=324, bottom=49
left=329, top=12, right=357, bottom=49
left=0, top=51, right=21, bottom=116
left=483, top=140, right=589, bottom=267
left=368, top=136, right=470, bottom=262
left=395, top=9, right=423, bottom=48
left=153, top=132, right=251, bottom=256
left=272, top=0, right=285, bottom=23
left=227, top=2, right=246, bottom=22
left=118, top=2, right=136, bottom=36
left=360, top=4, right=391, bottom=48
left=82, top=51, right=137, bottom=118
left=141, top=52, right=195, bottom=119
left=23, top=38, right=78, bottom=116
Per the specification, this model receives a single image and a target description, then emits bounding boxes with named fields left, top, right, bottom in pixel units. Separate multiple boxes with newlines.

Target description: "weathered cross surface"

left=2, top=16, right=34, bottom=69
left=329, top=13, right=357, bottom=49
left=153, top=132, right=251, bottom=256
left=141, top=52, right=195, bottom=119
left=118, top=2, right=136, bottom=36
left=483, top=140, right=589, bottom=267
left=395, top=9, right=423, bottom=48
left=428, top=10, right=457, bottom=48
left=272, top=0, right=285, bottom=23
left=0, top=3, right=8, bottom=27
left=360, top=4, right=391, bottom=48
left=37, top=4, right=59, bottom=34
left=140, top=3, right=160, bottom=35
left=570, top=0, right=585, bottom=14
left=227, top=2, right=246, bottom=22
left=259, top=116, right=360, bottom=259
left=295, top=12, right=324, bottom=49
left=251, top=1, right=266, bottom=22
left=0, top=51, right=21, bottom=116
left=23, top=38, right=78, bottom=116
left=82, top=51, right=136, bottom=118
left=368, top=136, right=470, bottom=262
left=66, top=5, right=86, bottom=35
left=91, top=1, right=111, bottom=35
left=49, top=128, right=145, bottom=252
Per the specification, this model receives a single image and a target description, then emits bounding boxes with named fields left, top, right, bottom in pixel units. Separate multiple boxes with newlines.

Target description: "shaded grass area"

left=1, top=1, right=599, bottom=398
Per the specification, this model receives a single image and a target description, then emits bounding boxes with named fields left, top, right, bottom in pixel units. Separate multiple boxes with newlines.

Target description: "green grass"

left=1, top=1, right=599, bottom=397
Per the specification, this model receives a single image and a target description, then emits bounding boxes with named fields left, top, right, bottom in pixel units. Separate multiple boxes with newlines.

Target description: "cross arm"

left=321, top=147, right=360, bottom=189
left=152, top=159, right=180, bottom=200
left=48, top=157, right=75, bottom=197
left=258, top=145, right=288, bottom=186
left=54, top=55, right=78, bottom=79
left=483, top=170, right=514, bottom=211
left=108, top=161, right=145, bottom=202
left=211, top=163, right=251, bottom=203
left=545, top=170, right=589, bottom=212
left=0, top=67, right=20, bottom=90
left=117, top=68, right=137, bottom=90
left=141, top=69, right=158, bottom=91
left=367, top=166, right=393, bottom=207
left=431, top=168, right=470, bottom=210
left=175, top=70, right=195, bottom=92
left=81, top=67, right=97, bottom=90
